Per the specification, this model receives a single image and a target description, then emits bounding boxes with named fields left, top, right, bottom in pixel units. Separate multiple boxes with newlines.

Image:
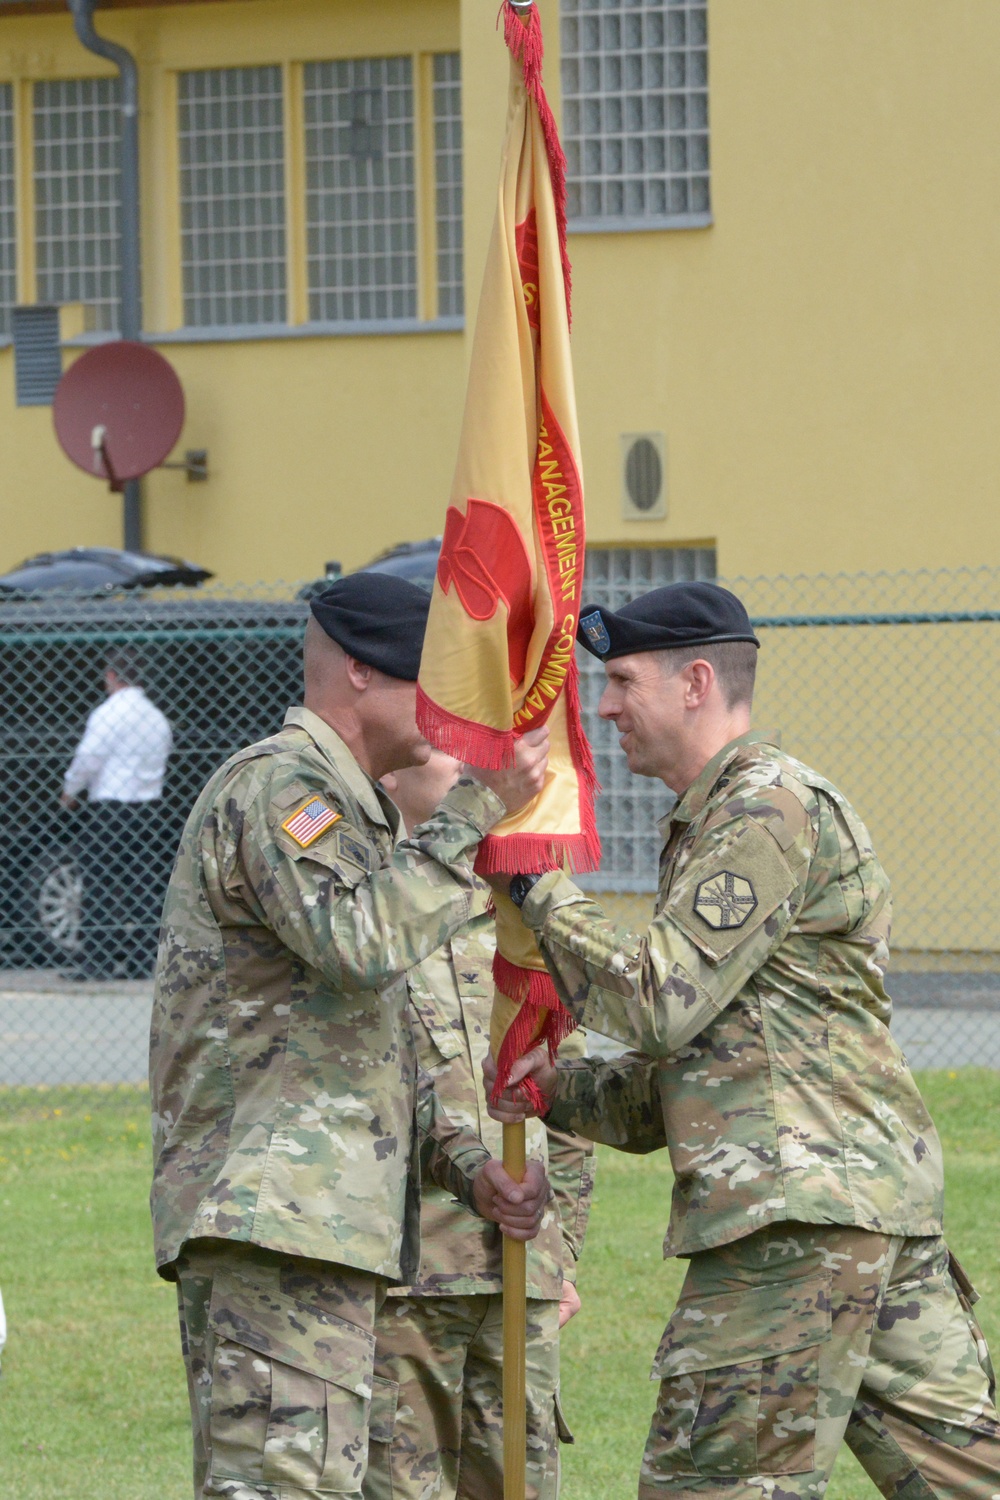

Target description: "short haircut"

left=105, top=647, right=144, bottom=686
left=655, top=640, right=758, bottom=709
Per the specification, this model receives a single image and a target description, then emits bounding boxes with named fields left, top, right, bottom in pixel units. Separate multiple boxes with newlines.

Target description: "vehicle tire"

left=25, top=846, right=84, bottom=962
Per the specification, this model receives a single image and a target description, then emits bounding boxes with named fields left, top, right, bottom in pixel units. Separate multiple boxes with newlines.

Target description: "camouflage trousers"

left=640, top=1222, right=1000, bottom=1499
left=175, top=1240, right=385, bottom=1499
left=363, top=1293, right=568, bottom=1500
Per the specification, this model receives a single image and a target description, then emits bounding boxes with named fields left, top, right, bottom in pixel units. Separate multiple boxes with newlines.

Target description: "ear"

left=344, top=654, right=373, bottom=692
left=683, top=658, right=715, bottom=708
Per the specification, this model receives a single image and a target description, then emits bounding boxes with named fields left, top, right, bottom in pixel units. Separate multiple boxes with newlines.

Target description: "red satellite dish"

left=53, top=341, right=185, bottom=493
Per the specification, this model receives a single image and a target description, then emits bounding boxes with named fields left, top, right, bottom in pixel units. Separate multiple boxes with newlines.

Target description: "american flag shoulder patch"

left=281, top=797, right=343, bottom=848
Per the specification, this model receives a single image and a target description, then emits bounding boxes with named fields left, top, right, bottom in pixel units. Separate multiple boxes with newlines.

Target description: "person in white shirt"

left=61, top=649, right=173, bottom=978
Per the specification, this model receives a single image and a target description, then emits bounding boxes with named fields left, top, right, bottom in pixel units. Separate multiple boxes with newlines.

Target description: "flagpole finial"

left=507, top=1, right=534, bottom=10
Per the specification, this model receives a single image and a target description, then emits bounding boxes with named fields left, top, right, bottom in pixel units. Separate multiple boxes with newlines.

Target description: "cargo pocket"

left=646, top=1272, right=831, bottom=1479
left=207, top=1270, right=376, bottom=1495
left=866, top=1258, right=998, bottom=1426
left=363, top=1376, right=400, bottom=1499
left=368, top=1376, right=399, bottom=1445
left=949, top=1251, right=996, bottom=1401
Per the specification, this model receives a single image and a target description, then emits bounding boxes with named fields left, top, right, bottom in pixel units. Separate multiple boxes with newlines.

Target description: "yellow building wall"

left=0, top=0, right=467, bottom=583
left=1, top=0, right=1000, bottom=582
left=564, top=0, right=1000, bottom=576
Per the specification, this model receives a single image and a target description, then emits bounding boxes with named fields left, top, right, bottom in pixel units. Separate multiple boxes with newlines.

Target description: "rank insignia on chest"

left=282, top=797, right=343, bottom=848
left=336, top=830, right=371, bottom=871
left=694, top=870, right=757, bottom=930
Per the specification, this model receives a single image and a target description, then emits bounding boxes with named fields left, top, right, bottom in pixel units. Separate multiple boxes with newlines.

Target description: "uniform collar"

left=664, top=728, right=780, bottom=829
left=283, top=706, right=397, bottom=834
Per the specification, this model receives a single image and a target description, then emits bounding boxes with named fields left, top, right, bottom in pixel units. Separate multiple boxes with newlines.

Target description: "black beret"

left=578, top=582, right=759, bottom=661
left=310, top=572, right=430, bottom=681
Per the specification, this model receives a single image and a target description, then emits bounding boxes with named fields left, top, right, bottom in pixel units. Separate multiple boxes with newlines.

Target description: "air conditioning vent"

left=621, top=432, right=666, bottom=520
left=12, top=305, right=62, bottom=408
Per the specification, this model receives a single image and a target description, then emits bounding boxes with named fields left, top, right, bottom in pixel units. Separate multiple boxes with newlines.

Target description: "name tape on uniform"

left=282, top=797, right=343, bottom=848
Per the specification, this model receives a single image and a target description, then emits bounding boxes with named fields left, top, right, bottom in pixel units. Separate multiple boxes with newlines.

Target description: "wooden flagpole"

left=502, top=1118, right=528, bottom=1500
left=503, top=9, right=534, bottom=1498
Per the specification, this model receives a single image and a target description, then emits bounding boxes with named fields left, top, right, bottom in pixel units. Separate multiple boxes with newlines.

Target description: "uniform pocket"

left=367, top=1375, right=399, bottom=1445
left=207, top=1269, right=375, bottom=1495
left=866, top=1254, right=998, bottom=1424
left=647, top=1272, right=831, bottom=1478
left=668, top=818, right=798, bottom=964
left=950, top=1252, right=997, bottom=1401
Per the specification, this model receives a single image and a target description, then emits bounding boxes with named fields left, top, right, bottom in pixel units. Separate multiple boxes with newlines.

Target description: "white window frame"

left=303, top=55, right=418, bottom=325
left=0, top=82, right=15, bottom=338
left=432, top=51, right=464, bottom=320
left=561, top=0, right=711, bottom=235
left=177, top=64, right=288, bottom=331
left=33, top=76, right=121, bottom=332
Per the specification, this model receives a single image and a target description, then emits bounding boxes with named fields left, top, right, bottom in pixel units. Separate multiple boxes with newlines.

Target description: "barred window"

left=579, top=546, right=717, bottom=891
left=561, top=0, right=710, bottom=230
left=178, top=66, right=287, bottom=328
left=34, top=78, right=121, bottom=331
left=0, top=83, right=14, bottom=336
left=433, top=52, right=463, bottom=319
left=304, top=56, right=417, bottom=323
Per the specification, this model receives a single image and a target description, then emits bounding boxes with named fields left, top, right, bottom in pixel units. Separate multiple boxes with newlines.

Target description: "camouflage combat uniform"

left=363, top=897, right=595, bottom=1500
left=151, top=706, right=505, bottom=1500
left=518, top=730, right=1000, bottom=1498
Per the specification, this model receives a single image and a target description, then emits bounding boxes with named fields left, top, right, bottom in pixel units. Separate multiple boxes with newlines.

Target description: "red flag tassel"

left=503, top=2, right=573, bottom=326
left=416, top=685, right=517, bottom=770
left=473, top=659, right=602, bottom=877
left=490, top=952, right=577, bottom=1106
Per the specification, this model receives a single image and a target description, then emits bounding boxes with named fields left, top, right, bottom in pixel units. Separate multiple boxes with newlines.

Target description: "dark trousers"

left=80, top=800, right=168, bottom=978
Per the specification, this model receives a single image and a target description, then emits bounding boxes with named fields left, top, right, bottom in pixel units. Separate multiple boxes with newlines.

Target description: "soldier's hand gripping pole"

left=502, top=1119, right=528, bottom=1500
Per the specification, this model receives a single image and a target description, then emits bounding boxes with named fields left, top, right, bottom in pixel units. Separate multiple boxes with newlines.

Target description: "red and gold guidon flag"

left=417, top=4, right=599, bottom=1103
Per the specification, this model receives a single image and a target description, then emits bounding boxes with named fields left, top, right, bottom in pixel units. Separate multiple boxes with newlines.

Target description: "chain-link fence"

left=0, top=584, right=307, bottom=1107
left=1, top=562, right=997, bottom=1113
left=581, top=563, right=1000, bottom=1072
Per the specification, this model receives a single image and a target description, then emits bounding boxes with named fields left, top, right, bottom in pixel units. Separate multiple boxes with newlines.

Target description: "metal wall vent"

left=12, top=305, right=62, bottom=407
left=621, top=431, right=666, bottom=520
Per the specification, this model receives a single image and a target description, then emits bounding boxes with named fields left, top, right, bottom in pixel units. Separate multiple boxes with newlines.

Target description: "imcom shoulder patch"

left=669, top=818, right=798, bottom=963
left=694, top=871, right=757, bottom=931
left=281, top=797, right=343, bottom=848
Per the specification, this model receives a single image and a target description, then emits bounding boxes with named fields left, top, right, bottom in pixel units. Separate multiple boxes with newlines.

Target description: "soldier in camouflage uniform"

left=364, top=752, right=596, bottom=1500
left=150, top=574, right=552, bottom=1500
left=487, top=582, right=1000, bottom=1499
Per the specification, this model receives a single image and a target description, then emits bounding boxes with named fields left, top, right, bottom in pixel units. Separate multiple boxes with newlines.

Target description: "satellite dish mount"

left=53, top=340, right=203, bottom=505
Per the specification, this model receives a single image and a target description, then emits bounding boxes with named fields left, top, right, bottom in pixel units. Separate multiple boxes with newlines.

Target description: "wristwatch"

left=509, top=873, right=542, bottom=909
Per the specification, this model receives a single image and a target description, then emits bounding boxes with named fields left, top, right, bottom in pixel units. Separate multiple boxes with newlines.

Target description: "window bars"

left=178, top=66, right=288, bottom=329
left=433, top=53, right=464, bottom=320
left=0, top=83, right=14, bottom=337
left=304, top=56, right=417, bottom=324
left=33, top=77, right=121, bottom=331
left=12, top=57, right=463, bottom=337
left=561, top=0, right=710, bottom=229
left=579, top=546, right=718, bottom=892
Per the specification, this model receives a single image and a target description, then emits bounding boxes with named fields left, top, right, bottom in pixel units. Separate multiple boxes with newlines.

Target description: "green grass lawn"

left=0, top=1071, right=997, bottom=1500
left=560, top=1069, right=1000, bottom=1499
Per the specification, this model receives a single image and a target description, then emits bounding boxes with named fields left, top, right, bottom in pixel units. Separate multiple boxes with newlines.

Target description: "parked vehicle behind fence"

left=0, top=588, right=306, bottom=972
